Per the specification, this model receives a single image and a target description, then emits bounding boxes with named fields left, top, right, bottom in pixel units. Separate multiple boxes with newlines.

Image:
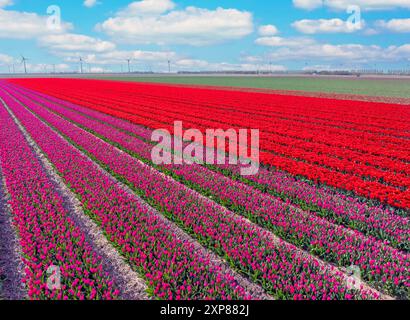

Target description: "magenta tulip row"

left=0, top=96, right=118, bottom=300
left=3, top=83, right=408, bottom=298
left=9, top=83, right=408, bottom=253
left=0, top=87, right=254, bottom=300
left=1, top=85, right=385, bottom=300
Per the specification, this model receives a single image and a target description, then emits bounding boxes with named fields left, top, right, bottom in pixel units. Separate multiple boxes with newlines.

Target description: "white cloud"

left=292, top=18, right=363, bottom=34
left=293, top=0, right=410, bottom=11
left=84, top=0, right=99, bottom=8
left=104, top=50, right=176, bottom=62
left=39, top=33, right=116, bottom=53
left=258, top=24, right=279, bottom=36
left=390, top=44, right=410, bottom=57
left=293, top=0, right=323, bottom=10
left=97, top=1, right=253, bottom=46
left=57, top=49, right=178, bottom=67
left=120, top=0, right=175, bottom=15
left=376, top=19, right=410, bottom=33
left=54, top=49, right=286, bottom=73
left=0, top=8, right=72, bottom=39
left=303, top=64, right=335, bottom=71
left=172, top=59, right=286, bottom=72
left=255, top=36, right=316, bottom=47
left=267, top=43, right=381, bottom=61
left=8, top=62, right=70, bottom=73
left=255, top=35, right=410, bottom=63
left=30, top=63, right=70, bottom=73
left=363, top=28, right=379, bottom=35
left=0, top=7, right=119, bottom=60
left=89, top=66, right=106, bottom=73
left=0, top=0, right=12, bottom=8
left=0, top=52, right=13, bottom=64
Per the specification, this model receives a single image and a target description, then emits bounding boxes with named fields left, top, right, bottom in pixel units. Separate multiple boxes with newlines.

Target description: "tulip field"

left=0, top=78, right=408, bottom=301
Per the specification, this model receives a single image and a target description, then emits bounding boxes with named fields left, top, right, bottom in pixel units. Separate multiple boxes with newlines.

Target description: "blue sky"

left=0, top=0, right=410, bottom=73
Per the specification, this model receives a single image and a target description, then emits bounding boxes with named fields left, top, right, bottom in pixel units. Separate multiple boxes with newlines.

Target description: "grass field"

left=88, top=75, right=410, bottom=98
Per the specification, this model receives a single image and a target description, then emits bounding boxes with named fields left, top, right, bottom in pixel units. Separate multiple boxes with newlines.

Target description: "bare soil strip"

left=3, top=100, right=150, bottom=300
left=0, top=159, right=27, bottom=300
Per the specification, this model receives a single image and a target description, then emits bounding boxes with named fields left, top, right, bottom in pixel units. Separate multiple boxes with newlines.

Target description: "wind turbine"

left=79, top=57, right=84, bottom=74
left=167, top=60, right=171, bottom=73
left=21, top=55, right=28, bottom=74
left=126, top=59, right=131, bottom=73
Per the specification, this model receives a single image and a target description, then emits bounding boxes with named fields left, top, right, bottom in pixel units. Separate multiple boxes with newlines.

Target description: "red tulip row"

left=99, top=87, right=409, bottom=138
left=73, top=95, right=409, bottom=183
left=8, top=79, right=409, bottom=209
left=13, top=79, right=408, bottom=158
left=29, top=93, right=409, bottom=208
left=24, top=87, right=410, bottom=163
left=83, top=89, right=410, bottom=156
left=17, top=78, right=408, bottom=133
left=9, top=80, right=408, bottom=171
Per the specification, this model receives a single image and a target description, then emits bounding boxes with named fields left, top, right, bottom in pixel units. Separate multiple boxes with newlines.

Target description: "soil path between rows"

left=0, top=144, right=27, bottom=300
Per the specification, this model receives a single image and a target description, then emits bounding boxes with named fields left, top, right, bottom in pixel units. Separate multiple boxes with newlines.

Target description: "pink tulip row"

left=3, top=84, right=408, bottom=299
left=0, top=86, right=254, bottom=300
left=8, top=83, right=408, bottom=250
left=0, top=95, right=118, bottom=300
left=0, top=85, right=382, bottom=300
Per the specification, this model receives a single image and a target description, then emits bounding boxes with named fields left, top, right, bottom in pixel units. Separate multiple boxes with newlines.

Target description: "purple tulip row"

left=8, top=83, right=408, bottom=252
left=1, top=84, right=383, bottom=300
left=0, top=86, right=254, bottom=301
left=0, top=96, right=118, bottom=300
left=3, top=83, right=408, bottom=299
